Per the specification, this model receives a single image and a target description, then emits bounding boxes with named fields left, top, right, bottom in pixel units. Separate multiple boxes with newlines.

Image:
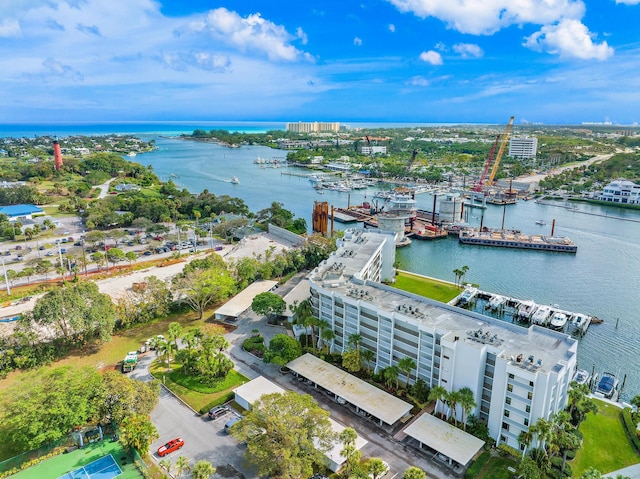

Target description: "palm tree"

left=159, top=458, right=172, bottom=474
left=446, top=390, right=462, bottom=425
left=175, top=456, right=191, bottom=478
left=348, top=332, right=363, bottom=351
left=530, top=417, right=553, bottom=452
left=361, top=348, right=376, bottom=375
left=320, top=328, right=336, bottom=354
left=428, top=385, right=448, bottom=419
left=191, top=460, right=216, bottom=479
left=383, top=366, right=399, bottom=390
left=125, top=251, right=137, bottom=266
left=457, top=387, right=476, bottom=430
left=339, top=427, right=360, bottom=478
left=398, top=357, right=416, bottom=389
left=168, top=321, right=182, bottom=351
left=367, top=458, right=388, bottom=479
left=518, top=430, right=534, bottom=459
left=403, top=466, right=427, bottom=479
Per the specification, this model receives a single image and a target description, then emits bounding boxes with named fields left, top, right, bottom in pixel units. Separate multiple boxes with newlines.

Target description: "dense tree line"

left=0, top=366, right=159, bottom=451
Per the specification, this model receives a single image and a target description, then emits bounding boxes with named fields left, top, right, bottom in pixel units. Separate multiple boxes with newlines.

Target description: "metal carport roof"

left=287, top=353, right=412, bottom=426
left=403, top=413, right=485, bottom=466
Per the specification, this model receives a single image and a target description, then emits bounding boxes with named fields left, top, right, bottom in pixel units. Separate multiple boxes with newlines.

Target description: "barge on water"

left=458, top=229, right=577, bottom=253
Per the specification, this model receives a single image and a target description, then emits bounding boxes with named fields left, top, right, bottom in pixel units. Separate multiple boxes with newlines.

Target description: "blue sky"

left=2, top=0, right=640, bottom=125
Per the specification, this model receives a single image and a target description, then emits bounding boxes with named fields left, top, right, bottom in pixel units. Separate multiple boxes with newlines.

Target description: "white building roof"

left=233, top=376, right=285, bottom=407
left=287, top=353, right=413, bottom=425
left=324, top=418, right=368, bottom=471
left=282, top=279, right=311, bottom=318
left=214, top=280, right=278, bottom=319
left=403, top=414, right=485, bottom=466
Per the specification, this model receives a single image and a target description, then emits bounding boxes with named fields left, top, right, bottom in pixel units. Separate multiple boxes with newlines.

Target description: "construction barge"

left=458, top=229, right=577, bottom=253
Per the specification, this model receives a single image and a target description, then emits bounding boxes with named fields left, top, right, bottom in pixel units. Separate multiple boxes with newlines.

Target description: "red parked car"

left=157, top=437, right=184, bottom=457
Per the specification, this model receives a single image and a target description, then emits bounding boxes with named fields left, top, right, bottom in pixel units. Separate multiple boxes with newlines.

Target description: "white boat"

left=230, top=176, right=239, bottom=184
left=532, top=305, right=552, bottom=325
left=486, top=294, right=506, bottom=310
left=127, top=152, right=137, bottom=157
left=535, top=219, right=546, bottom=225
left=458, top=286, right=478, bottom=306
left=573, top=369, right=591, bottom=386
left=571, top=313, right=589, bottom=328
left=550, top=312, right=568, bottom=330
left=517, top=300, right=537, bottom=319
left=594, top=372, right=619, bottom=399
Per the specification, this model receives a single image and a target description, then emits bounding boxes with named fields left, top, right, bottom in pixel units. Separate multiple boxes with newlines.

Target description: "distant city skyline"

left=2, top=0, right=640, bottom=125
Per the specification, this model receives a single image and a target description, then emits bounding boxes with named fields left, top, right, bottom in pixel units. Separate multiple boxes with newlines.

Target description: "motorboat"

left=535, top=219, right=546, bottom=225
left=532, top=305, right=552, bottom=325
left=230, top=176, right=239, bottom=184
left=594, top=372, right=619, bottom=399
left=458, top=286, right=478, bottom=306
left=486, top=294, right=506, bottom=311
left=517, top=300, right=537, bottom=319
left=550, top=312, right=568, bottom=330
left=571, top=313, right=589, bottom=328
left=573, top=369, right=591, bottom=386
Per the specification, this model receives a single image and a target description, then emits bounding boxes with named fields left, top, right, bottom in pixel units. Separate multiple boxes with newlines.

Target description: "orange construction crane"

left=473, top=116, right=514, bottom=192
left=487, top=115, right=514, bottom=187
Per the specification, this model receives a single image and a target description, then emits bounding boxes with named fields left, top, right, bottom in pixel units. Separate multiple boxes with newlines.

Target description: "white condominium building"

left=599, top=179, right=640, bottom=205
left=286, top=121, right=341, bottom=133
left=508, top=136, right=538, bottom=159
left=308, top=229, right=578, bottom=449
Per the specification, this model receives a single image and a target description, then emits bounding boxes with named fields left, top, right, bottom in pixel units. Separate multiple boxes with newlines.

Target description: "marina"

left=452, top=286, right=593, bottom=337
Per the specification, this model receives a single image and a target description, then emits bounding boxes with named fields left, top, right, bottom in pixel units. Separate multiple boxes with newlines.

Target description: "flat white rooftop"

left=214, top=280, right=278, bottom=319
left=233, top=376, right=285, bottom=407
left=287, top=353, right=413, bottom=426
left=403, top=413, right=485, bottom=466
left=282, top=279, right=311, bottom=319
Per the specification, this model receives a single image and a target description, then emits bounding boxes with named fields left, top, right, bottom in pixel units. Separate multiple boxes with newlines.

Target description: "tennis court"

left=57, top=454, right=122, bottom=479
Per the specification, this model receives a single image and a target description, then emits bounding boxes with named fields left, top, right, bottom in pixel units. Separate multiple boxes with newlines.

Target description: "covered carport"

left=287, top=353, right=413, bottom=427
left=403, top=414, right=485, bottom=468
left=214, top=280, right=278, bottom=320
left=233, top=376, right=285, bottom=411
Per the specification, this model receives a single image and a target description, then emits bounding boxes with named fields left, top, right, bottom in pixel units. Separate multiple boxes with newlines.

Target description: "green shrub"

left=497, top=443, right=520, bottom=459
left=621, top=408, right=640, bottom=453
left=242, top=336, right=265, bottom=355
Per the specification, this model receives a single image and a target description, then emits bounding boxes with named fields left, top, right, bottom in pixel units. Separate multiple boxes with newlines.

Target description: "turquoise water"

left=2, top=125, right=638, bottom=400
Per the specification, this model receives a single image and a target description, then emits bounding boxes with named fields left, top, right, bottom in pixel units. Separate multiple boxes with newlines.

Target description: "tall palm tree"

left=383, top=366, right=399, bottom=390
left=320, top=328, right=336, bottom=354
left=457, top=387, right=476, bottom=430
left=446, top=390, right=462, bottom=425
left=398, top=357, right=416, bottom=389
left=192, top=460, right=216, bottom=479
left=428, top=385, right=448, bottom=419
left=348, top=332, right=363, bottom=351
left=518, top=430, right=534, bottom=459
left=361, top=348, right=376, bottom=375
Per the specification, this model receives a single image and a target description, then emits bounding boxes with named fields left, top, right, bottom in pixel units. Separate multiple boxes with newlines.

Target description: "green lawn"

left=465, top=452, right=518, bottom=479
left=571, top=400, right=640, bottom=476
left=394, top=270, right=461, bottom=303
left=10, top=440, right=143, bottom=479
left=150, top=361, right=248, bottom=413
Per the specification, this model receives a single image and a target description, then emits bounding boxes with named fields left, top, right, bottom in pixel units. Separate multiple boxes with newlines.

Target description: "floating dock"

left=459, top=229, right=577, bottom=253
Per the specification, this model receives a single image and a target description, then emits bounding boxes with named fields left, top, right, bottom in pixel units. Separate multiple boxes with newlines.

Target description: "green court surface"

left=11, top=440, right=144, bottom=479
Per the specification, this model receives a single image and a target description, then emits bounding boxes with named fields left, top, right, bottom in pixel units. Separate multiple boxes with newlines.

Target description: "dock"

left=459, top=229, right=577, bottom=253
left=451, top=289, right=593, bottom=337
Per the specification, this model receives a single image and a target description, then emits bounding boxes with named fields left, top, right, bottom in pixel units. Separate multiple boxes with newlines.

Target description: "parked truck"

left=121, top=351, right=138, bottom=373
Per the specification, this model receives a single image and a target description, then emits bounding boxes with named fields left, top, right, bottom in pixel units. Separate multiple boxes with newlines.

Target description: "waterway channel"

left=130, top=135, right=640, bottom=401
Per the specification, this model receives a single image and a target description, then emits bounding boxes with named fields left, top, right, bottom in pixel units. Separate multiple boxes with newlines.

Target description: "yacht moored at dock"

left=486, top=294, right=506, bottom=311
left=573, top=369, right=591, bottom=386
left=517, top=300, right=537, bottom=320
left=532, top=305, right=552, bottom=325
left=594, top=372, right=619, bottom=399
left=457, top=286, right=478, bottom=306
left=550, top=312, right=568, bottom=330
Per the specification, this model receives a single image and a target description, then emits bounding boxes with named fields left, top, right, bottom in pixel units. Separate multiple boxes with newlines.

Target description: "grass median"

left=394, top=270, right=461, bottom=303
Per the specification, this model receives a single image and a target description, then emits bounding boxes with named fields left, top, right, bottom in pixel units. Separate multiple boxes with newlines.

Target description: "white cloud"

left=0, top=19, right=20, bottom=37
left=296, top=27, right=308, bottom=45
left=389, top=23, right=396, bottom=32
left=354, top=37, right=363, bottom=46
left=41, top=57, right=84, bottom=81
left=386, top=0, right=585, bottom=35
left=615, top=0, right=640, bottom=4
left=407, top=75, right=429, bottom=86
left=524, top=19, right=614, bottom=60
left=193, top=8, right=306, bottom=62
left=419, top=50, right=443, bottom=65
left=453, top=43, right=484, bottom=58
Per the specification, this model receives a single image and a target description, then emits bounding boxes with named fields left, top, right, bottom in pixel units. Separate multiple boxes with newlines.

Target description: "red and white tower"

left=53, top=140, right=63, bottom=171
